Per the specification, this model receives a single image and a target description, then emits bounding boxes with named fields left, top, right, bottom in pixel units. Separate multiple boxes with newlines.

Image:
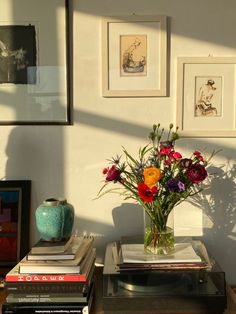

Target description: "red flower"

left=103, top=168, right=108, bottom=175
left=160, top=147, right=173, bottom=156
left=187, top=163, right=207, bottom=184
left=105, top=165, right=121, bottom=182
left=138, top=183, right=158, bottom=203
left=194, top=151, right=204, bottom=162
left=169, top=151, right=182, bottom=160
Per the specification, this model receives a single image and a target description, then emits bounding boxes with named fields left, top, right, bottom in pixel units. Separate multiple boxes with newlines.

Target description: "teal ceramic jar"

left=35, top=198, right=74, bottom=241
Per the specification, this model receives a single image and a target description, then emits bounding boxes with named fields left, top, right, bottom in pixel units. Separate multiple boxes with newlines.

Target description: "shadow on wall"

left=188, top=162, right=236, bottom=283
left=73, top=203, right=143, bottom=263
left=5, top=126, right=65, bottom=195
left=76, top=109, right=150, bottom=139
left=4, top=126, right=65, bottom=244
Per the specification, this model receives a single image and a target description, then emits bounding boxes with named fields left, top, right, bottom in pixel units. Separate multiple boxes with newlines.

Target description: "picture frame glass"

left=109, top=21, right=161, bottom=90
left=177, top=57, right=236, bottom=137
left=102, top=16, right=167, bottom=97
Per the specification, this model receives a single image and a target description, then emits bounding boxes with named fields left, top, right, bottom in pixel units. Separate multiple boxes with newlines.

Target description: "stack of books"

left=2, top=235, right=96, bottom=314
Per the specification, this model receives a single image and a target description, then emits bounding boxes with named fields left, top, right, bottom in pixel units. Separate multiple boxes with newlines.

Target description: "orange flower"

left=143, top=167, right=161, bottom=188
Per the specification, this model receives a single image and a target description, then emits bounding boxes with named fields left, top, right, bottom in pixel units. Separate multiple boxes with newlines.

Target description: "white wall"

left=0, top=0, right=236, bottom=284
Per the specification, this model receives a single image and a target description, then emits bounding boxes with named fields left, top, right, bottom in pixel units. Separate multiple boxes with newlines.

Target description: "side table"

left=103, top=241, right=229, bottom=314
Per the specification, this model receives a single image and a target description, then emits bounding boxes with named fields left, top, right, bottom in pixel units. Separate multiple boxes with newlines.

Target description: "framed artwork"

left=0, top=180, right=31, bottom=272
left=0, top=0, right=71, bottom=125
left=176, top=57, right=236, bottom=137
left=102, top=15, right=167, bottom=97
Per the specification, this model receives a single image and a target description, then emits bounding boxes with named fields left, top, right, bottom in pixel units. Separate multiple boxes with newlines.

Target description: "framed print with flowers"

left=102, top=15, right=167, bottom=97
left=0, top=0, right=71, bottom=125
left=176, top=56, right=236, bottom=137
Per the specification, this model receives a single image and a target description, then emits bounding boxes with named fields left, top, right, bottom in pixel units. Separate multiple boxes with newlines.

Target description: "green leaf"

left=122, top=147, right=139, bottom=165
left=94, top=186, right=125, bottom=199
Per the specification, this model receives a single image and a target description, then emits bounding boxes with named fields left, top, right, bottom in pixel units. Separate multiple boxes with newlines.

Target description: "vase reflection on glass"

left=143, top=208, right=175, bottom=255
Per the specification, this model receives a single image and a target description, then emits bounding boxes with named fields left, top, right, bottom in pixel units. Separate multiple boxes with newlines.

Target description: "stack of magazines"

left=102, top=238, right=226, bottom=314
left=111, top=237, right=212, bottom=271
left=3, top=235, right=96, bottom=314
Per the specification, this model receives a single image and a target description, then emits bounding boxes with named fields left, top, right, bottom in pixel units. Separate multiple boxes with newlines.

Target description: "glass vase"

left=143, top=210, right=175, bottom=255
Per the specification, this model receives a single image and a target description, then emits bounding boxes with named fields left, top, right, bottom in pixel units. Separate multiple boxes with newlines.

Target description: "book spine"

left=6, top=295, right=89, bottom=303
left=2, top=303, right=88, bottom=314
left=5, top=256, right=95, bottom=283
left=6, top=282, right=94, bottom=303
left=3, top=289, right=94, bottom=314
left=5, top=273, right=87, bottom=282
left=5, top=282, right=89, bottom=294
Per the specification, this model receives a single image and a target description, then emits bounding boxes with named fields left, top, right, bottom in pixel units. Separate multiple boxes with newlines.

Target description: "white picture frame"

left=102, top=15, right=167, bottom=97
left=176, top=57, right=236, bottom=137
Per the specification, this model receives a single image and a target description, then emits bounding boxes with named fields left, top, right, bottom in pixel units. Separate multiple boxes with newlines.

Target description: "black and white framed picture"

left=0, top=0, right=71, bottom=125
left=0, top=25, right=37, bottom=84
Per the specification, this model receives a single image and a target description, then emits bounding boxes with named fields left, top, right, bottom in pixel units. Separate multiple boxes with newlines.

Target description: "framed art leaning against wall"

left=0, top=0, right=71, bottom=125
left=102, top=15, right=167, bottom=97
left=0, top=180, right=31, bottom=273
left=176, top=56, right=236, bottom=137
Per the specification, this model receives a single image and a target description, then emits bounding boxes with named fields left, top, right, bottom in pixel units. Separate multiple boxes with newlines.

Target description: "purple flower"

left=167, top=179, right=185, bottom=192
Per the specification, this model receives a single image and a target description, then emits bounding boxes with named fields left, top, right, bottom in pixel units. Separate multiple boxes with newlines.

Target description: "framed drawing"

left=102, top=15, right=167, bottom=97
left=0, top=0, right=71, bottom=125
left=0, top=180, right=31, bottom=273
left=176, top=57, right=236, bottom=137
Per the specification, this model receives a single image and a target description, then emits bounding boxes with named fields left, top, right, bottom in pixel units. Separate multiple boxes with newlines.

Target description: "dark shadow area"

left=112, top=203, right=144, bottom=237
left=77, top=0, right=236, bottom=49
left=74, top=204, right=143, bottom=262
left=187, top=163, right=236, bottom=283
left=76, top=109, right=150, bottom=138
left=4, top=126, right=65, bottom=244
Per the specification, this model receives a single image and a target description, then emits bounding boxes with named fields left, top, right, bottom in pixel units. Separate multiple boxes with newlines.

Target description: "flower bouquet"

left=98, top=124, right=214, bottom=255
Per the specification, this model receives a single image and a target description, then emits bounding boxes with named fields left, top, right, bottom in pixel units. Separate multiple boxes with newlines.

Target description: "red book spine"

left=5, top=274, right=87, bottom=282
